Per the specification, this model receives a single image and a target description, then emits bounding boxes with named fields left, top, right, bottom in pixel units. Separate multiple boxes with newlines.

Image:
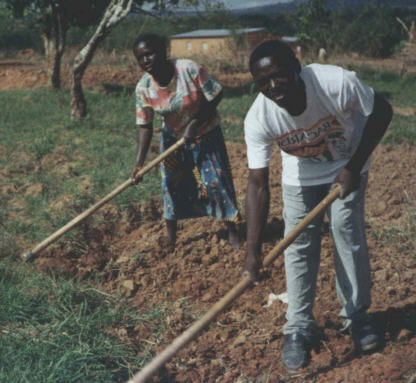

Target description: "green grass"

left=0, top=88, right=168, bottom=381
left=355, top=66, right=416, bottom=108
left=383, top=114, right=416, bottom=145
left=0, top=89, right=160, bottom=247
left=0, top=260, right=167, bottom=383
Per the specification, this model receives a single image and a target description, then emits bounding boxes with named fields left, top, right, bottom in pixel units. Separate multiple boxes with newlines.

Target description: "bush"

left=341, top=6, right=402, bottom=58
left=294, top=1, right=407, bottom=59
left=0, top=19, right=42, bottom=52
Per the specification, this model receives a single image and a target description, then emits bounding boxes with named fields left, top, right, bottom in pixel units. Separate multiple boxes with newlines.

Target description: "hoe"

left=21, top=137, right=186, bottom=262
left=126, top=185, right=342, bottom=383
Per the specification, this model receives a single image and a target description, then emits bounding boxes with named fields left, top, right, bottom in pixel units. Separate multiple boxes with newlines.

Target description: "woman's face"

left=134, top=40, right=165, bottom=74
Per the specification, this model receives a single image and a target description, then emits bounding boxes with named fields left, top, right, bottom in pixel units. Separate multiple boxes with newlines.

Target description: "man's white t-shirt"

left=244, top=64, right=375, bottom=186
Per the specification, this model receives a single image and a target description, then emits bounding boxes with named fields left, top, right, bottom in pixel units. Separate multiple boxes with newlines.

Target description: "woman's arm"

left=183, top=90, right=223, bottom=139
left=131, top=122, right=153, bottom=183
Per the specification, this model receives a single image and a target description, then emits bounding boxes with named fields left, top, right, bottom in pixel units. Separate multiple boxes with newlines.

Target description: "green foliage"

left=0, top=0, right=182, bottom=54
left=294, top=0, right=331, bottom=47
left=340, top=5, right=402, bottom=57
left=293, top=0, right=407, bottom=57
left=0, top=15, right=42, bottom=51
left=1, top=0, right=413, bottom=59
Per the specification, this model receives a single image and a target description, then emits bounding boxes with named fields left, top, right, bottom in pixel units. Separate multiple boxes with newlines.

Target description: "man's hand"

left=333, top=167, right=361, bottom=199
left=131, top=165, right=143, bottom=185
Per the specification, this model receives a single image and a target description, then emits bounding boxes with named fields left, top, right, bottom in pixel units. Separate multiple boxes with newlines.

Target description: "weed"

left=28, top=131, right=57, bottom=160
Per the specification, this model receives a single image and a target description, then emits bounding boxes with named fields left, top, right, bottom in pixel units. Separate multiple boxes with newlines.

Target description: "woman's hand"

left=131, top=165, right=143, bottom=185
left=183, top=119, right=199, bottom=143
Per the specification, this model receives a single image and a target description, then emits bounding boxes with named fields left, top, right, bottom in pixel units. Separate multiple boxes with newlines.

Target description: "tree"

left=397, top=17, right=415, bottom=45
left=1, top=0, right=111, bottom=89
left=294, top=0, right=331, bottom=54
left=70, top=0, right=197, bottom=120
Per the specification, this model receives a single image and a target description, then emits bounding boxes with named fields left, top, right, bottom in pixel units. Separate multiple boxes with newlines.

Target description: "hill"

left=231, top=0, right=416, bottom=15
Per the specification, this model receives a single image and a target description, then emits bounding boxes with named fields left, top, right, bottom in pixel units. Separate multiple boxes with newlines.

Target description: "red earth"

left=2, top=52, right=416, bottom=383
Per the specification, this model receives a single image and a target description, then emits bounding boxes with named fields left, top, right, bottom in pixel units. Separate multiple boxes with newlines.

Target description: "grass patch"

left=383, top=114, right=416, bottom=145
left=0, top=259, right=167, bottom=383
left=0, top=89, right=160, bottom=254
left=349, top=66, right=416, bottom=108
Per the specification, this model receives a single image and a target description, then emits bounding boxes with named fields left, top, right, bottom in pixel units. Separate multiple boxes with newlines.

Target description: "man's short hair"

left=249, top=39, right=297, bottom=72
left=132, top=33, right=167, bottom=56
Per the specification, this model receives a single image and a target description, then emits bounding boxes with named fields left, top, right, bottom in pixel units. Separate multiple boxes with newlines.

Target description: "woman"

left=131, top=33, right=240, bottom=248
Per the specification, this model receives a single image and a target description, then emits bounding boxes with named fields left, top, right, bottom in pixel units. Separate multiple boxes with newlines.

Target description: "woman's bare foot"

left=158, top=236, right=176, bottom=253
left=166, top=219, right=177, bottom=247
left=242, top=253, right=261, bottom=281
left=226, top=222, right=242, bottom=249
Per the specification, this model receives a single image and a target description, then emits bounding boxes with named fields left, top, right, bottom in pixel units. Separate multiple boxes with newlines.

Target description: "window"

left=186, top=42, right=192, bottom=51
left=202, top=42, right=208, bottom=51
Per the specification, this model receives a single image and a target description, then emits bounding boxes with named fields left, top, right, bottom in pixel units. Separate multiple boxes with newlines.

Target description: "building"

left=169, top=28, right=302, bottom=60
left=169, top=28, right=270, bottom=57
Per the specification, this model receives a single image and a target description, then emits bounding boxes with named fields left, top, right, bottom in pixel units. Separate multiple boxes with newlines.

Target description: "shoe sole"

left=283, top=355, right=310, bottom=371
left=360, top=342, right=380, bottom=352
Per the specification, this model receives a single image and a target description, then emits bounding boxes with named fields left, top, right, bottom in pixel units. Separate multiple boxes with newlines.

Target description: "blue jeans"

left=282, top=173, right=371, bottom=336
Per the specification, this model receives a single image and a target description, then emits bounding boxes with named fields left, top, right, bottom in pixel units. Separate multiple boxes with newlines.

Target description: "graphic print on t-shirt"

left=276, top=115, right=347, bottom=161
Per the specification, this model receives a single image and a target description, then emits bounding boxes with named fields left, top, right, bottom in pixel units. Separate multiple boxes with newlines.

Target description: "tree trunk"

left=70, top=0, right=134, bottom=120
left=42, top=3, right=66, bottom=90
left=410, top=21, right=415, bottom=45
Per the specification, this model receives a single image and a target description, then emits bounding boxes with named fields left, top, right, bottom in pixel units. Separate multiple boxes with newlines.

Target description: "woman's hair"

left=132, top=33, right=167, bottom=56
left=249, top=39, right=299, bottom=73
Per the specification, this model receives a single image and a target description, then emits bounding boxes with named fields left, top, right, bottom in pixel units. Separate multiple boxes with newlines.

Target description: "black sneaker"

left=350, top=320, right=382, bottom=352
left=282, top=333, right=312, bottom=371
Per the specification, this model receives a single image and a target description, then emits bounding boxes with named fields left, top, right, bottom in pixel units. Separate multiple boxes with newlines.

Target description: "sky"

left=222, top=0, right=293, bottom=9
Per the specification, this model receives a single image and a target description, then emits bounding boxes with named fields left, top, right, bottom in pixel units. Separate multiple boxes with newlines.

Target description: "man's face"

left=251, top=55, right=301, bottom=109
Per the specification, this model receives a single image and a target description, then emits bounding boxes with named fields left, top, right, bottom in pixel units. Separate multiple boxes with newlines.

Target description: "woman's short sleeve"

left=135, top=85, right=154, bottom=125
left=189, top=61, right=222, bottom=102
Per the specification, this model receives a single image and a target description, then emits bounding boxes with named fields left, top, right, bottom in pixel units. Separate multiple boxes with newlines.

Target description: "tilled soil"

left=38, top=143, right=416, bottom=383
left=3, top=57, right=416, bottom=382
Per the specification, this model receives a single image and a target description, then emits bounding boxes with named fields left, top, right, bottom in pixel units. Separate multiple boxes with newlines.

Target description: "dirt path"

left=3, top=58, right=416, bottom=382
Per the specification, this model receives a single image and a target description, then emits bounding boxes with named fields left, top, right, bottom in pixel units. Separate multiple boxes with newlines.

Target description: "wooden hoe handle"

left=126, top=185, right=342, bottom=383
left=22, top=137, right=185, bottom=262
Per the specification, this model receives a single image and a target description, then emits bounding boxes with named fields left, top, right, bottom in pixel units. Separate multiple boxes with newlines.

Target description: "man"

left=243, top=40, right=393, bottom=371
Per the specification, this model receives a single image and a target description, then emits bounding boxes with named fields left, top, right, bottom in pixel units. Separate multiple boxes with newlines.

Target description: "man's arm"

left=131, top=123, right=153, bottom=183
left=243, top=167, right=270, bottom=280
left=334, top=92, right=393, bottom=197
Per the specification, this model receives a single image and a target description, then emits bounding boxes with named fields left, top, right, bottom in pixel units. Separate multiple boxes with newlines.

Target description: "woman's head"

left=133, top=33, right=168, bottom=74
